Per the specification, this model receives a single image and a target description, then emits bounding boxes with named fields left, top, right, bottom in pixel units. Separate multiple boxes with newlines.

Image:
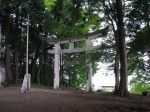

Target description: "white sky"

left=92, top=38, right=133, bottom=90
left=92, top=63, right=133, bottom=90
left=92, top=63, right=115, bottom=90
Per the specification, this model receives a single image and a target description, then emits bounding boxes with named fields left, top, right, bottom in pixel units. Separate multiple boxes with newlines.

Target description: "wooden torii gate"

left=43, top=25, right=112, bottom=92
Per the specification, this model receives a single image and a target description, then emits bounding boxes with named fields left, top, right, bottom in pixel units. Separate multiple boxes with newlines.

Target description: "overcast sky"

left=92, top=62, right=132, bottom=90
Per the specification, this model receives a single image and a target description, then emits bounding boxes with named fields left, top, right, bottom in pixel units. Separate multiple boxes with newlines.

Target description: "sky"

left=92, top=63, right=115, bottom=90
left=92, top=38, right=133, bottom=90
left=92, top=62, right=132, bottom=90
left=93, top=72, right=115, bottom=90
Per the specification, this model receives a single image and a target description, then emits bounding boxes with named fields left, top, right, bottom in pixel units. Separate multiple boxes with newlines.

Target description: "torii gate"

left=43, top=25, right=112, bottom=92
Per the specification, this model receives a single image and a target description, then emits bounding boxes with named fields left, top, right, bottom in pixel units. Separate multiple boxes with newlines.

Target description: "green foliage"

left=126, top=0, right=150, bottom=35
left=128, top=26, right=150, bottom=84
left=60, top=53, right=86, bottom=88
left=42, top=0, right=101, bottom=89
left=44, top=0, right=57, bottom=10
left=4, top=0, right=149, bottom=92
left=130, top=82, right=150, bottom=94
left=45, top=0, right=100, bottom=37
left=126, top=0, right=150, bottom=96
left=128, top=26, right=150, bottom=95
left=129, top=26, right=150, bottom=52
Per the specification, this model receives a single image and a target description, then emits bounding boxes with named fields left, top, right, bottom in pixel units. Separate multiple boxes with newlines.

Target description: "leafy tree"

left=126, top=0, right=150, bottom=34
left=0, top=0, right=50, bottom=84
left=130, top=82, right=150, bottom=94
left=128, top=26, right=150, bottom=93
left=127, top=0, right=150, bottom=93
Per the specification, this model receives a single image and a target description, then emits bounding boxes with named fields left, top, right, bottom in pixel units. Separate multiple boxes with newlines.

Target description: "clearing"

left=0, top=85, right=150, bottom=112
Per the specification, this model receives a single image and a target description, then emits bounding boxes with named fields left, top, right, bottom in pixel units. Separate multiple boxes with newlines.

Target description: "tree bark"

left=114, top=51, right=120, bottom=93
left=19, top=8, right=23, bottom=79
left=114, top=30, right=120, bottom=94
left=6, top=43, right=12, bottom=82
left=31, top=42, right=42, bottom=83
left=5, top=24, right=12, bottom=82
left=14, top=11, right=19, bottom=81
left=116, top=0, right=129, bottom=96
left=102, top=1, right=121, bottom=94
left=15, top=46, right=19, bottom=80
left=37, top=65, right=43, bottom=85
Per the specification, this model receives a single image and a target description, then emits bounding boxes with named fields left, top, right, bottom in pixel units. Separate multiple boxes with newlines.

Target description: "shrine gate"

left=43, top=25, right=112, bottom=92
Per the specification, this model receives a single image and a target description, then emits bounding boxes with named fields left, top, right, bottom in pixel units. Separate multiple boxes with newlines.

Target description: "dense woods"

left=0, top=0, right=149, bottom=96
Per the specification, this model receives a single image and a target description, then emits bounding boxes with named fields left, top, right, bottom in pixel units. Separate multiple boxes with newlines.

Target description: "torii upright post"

left=86, top=39, right=93, bottom=92
left=54, top=43, right=60, bottom=89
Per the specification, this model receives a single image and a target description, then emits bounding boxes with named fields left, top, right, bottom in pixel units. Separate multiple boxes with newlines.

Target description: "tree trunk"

left=37, top=65, right=43, bottom=85
left=114, top=29, right=120, bottom=94
left=31, top=42, right=42, bottom=83
left=37, top=57, right=42, bottom=84
left=114, top=51, right=120, bottom=93
left=15, top=45, right=19, bottom=81
left=5, top=24, right=12, bottom=82
left=19, top=9, right=23, bottom=79
left=116, top=0, right=129, bottom=96
left=43, top=44, right=48, bottom=85
left=14, top=11, right=19, bottom=81
left=6, top=44, right=12, bottom=82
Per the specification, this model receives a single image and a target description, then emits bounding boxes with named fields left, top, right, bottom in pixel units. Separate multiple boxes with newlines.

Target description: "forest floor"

left=0, top=85, right=150, bottom=112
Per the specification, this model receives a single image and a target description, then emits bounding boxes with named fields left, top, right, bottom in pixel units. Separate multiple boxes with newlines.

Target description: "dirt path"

left=0, top=86, right=150, bottom=112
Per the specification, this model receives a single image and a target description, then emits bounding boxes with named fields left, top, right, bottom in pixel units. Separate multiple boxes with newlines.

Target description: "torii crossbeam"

left=43, top=25, right=112, bottom=92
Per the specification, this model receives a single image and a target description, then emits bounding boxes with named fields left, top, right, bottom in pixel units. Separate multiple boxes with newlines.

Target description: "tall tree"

left=126, top=0, right=150, bottom=93
left=1, top=1, right=14, bottom=82
left=87, top=0, right=121, bottom=93
left=128, top=26, right=150, bottom=93
left=116, top=0, right=129, bottom=96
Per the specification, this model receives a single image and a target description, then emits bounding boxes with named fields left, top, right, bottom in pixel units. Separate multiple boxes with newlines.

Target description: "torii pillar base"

left=86, top=63, right=93, bottom=92
left=21, top=74, right=31, bottom=93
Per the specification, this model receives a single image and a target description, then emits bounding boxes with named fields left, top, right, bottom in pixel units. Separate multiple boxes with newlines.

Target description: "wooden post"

left=54, top=43, right=60, bottom=89
left=86, top=39, right=93, bottom=92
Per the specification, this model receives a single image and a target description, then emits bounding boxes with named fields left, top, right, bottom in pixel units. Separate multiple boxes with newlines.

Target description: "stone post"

left=27, top=74, right=31, bottom=91
left=21, top=74, right=31, bottom=93
left=86, top=39, right=93, bottom=92
left=54, top=43, right=60, bottom=89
